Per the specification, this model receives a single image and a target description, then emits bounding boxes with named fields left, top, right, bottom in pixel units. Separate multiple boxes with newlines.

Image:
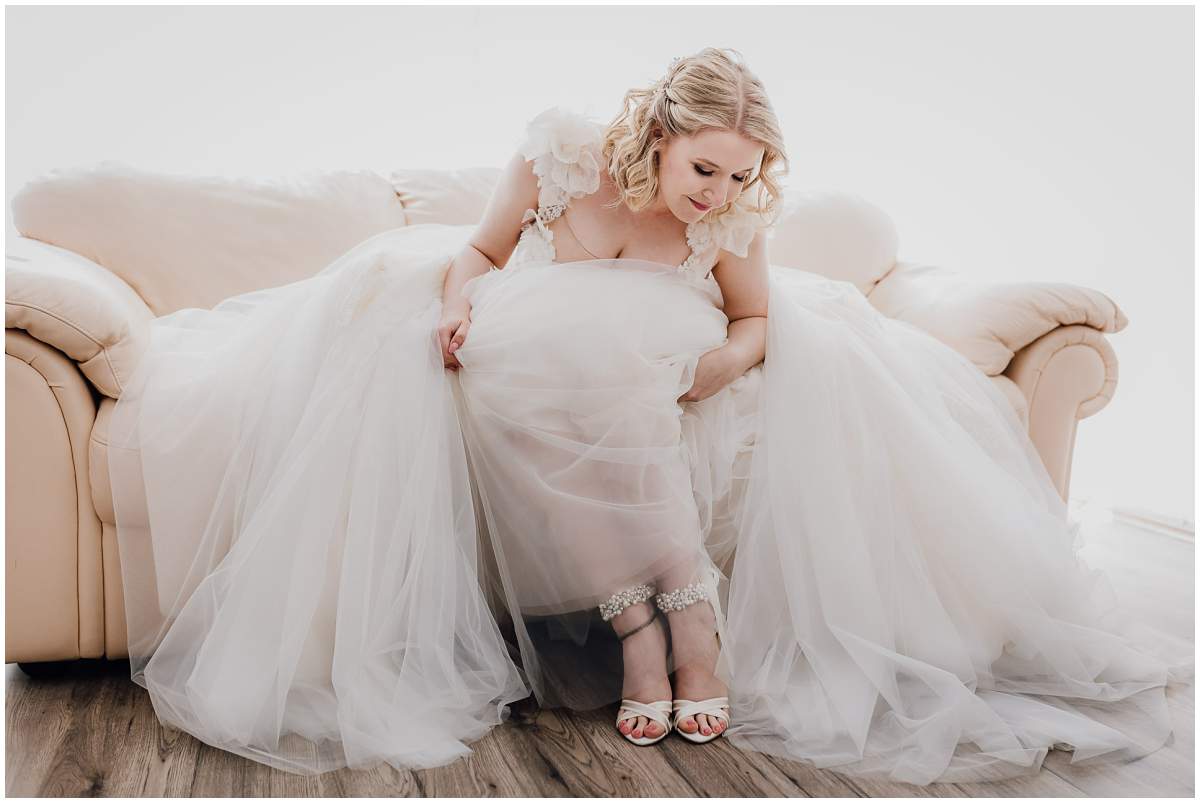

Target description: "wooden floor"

left=6, top=519, right=1194, bottom=797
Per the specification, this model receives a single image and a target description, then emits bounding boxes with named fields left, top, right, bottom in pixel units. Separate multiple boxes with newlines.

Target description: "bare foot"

left=612, top=602, right=672, bottom=740
left=664, top=599, right=727, bottom=738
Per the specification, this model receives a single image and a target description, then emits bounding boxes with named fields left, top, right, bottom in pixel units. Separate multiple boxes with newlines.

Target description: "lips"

left=689, top=197, right=711, bottom=211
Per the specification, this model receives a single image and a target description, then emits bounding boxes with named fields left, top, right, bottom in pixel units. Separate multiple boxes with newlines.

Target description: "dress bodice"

left=506, top=106, right=764, bottom=281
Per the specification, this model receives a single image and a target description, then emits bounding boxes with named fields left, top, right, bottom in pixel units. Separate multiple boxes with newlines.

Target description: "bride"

left=106, top=47, right=1192, bottom=784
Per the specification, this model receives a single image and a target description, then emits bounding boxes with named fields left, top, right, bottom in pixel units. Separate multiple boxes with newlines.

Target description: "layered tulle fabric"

left=109, top=221, right=1192, bottom=783
left=720, top=268, right=1193, bottom=783
left=107, top=225, right=531, bottom=773
left=451, top=255, right=756, bottom=709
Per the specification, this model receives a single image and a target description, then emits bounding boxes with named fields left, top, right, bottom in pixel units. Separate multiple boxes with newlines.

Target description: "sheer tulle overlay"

left=107, top=106, right=1192, bottom=784
left=107, top=225, right=531, bottom=773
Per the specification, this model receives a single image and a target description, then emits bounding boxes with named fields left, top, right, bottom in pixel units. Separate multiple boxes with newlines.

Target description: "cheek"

left=661, top=165, right=680, bottom=191
left=662, top=159, right=690, bottom=192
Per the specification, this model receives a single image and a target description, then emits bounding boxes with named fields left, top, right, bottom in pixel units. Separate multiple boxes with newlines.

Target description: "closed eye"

left=695, top=165, right=748, bottom=183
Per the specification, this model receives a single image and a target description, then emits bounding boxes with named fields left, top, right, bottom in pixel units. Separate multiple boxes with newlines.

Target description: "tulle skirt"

left=107, top=223, right=1192, bottom=784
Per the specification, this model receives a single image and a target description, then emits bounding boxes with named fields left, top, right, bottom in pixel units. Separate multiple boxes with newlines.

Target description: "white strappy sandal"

left=656, top=578, right=731, bottom=744
left=614, top=698, right=674, bottom=746
left=600, top=583, right=674, bottom=746
left=671, top=696, right=730, bottom=744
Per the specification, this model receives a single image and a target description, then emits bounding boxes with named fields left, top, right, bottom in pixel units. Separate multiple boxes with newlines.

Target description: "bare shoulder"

left=467, top=149, right=543, bottom=268
left=712, top=228, right=770, bottom=320
left=563, top=164, right=638, bottom=235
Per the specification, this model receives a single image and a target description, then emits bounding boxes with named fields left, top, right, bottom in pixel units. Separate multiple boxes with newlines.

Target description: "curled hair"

left=600, top=47, right=789, bottom=232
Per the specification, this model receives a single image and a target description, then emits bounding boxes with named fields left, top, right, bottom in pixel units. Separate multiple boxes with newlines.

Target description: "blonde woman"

left=108, top=48, right=1190, bottom=784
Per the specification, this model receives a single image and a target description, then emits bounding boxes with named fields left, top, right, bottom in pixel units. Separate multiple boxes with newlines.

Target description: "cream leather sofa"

left=5, top=163, right=1129, bottom=667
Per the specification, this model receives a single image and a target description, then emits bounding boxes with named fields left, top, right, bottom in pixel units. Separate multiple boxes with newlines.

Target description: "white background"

left=6, top=5, right=1194, bottom=525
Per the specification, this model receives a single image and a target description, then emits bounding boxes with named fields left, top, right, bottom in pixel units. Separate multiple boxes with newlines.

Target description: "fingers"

left=447, top=321, right=470, bottom=371
left=437, top=318, right=468, bottom=370
left=437, top=321, right=454, bottom=358
left=448, top=321, right=469, bottom=354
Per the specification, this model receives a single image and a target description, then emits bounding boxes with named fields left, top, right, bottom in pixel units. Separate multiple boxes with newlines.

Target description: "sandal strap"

left=617, top=698, right=673, bottom=728
left=672, top=696, right=730, bottom=724
left=599, top=582, right=657, bottom=622
left=614, top=608, right=662, bottom=642
left=655, top=580, right=709, bottom=613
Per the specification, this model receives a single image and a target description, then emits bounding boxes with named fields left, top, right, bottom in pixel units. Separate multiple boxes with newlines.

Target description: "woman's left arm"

left=713, top=229, right=770, bottom=373
left=679, top=231, right=770, bottom=403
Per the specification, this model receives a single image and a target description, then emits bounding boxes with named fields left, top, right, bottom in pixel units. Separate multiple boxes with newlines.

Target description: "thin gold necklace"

left=561, top=208, right=603, bottom=259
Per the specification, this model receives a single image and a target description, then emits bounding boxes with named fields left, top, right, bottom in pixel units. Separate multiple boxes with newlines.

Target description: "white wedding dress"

left=107, top=105, right=1192, bottom=784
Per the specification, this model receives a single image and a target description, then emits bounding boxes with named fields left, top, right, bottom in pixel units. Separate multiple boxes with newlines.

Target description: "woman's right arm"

left=438, top=149, right=541, bottom=369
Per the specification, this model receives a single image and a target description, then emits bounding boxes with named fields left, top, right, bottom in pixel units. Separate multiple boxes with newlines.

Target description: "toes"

left=632, top=715, right=647, bottom=739
left=618, top=718, right=632, bottom=734
left=644, top=720, right=663, bottom=738
left=698, top=714, right=712, bottom=736
left=677, top=715, right=698, bottom=732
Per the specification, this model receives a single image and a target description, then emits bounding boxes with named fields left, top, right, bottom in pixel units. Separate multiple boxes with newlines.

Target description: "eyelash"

left=695, top=166, right=747, bottom=183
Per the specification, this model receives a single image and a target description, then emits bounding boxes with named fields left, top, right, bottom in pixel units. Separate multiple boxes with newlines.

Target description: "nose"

left=703, top=180, right=727, bottom=208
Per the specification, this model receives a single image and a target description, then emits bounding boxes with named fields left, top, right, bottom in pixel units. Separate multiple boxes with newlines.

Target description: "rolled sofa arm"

left=6, top=236, right=153, bottom=399
left=867, top=260, right=1128, bottom=376
left=1003, top=324, right=1120, bottom=501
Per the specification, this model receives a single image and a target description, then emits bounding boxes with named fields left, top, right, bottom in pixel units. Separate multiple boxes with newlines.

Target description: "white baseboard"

left=1109, top=505, right=1195, bottom=542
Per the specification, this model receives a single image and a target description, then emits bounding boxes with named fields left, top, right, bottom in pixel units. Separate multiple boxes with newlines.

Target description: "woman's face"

left=656, top=127, right=765, bottom=222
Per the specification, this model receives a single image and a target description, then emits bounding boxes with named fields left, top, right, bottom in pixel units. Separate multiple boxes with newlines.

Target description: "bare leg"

left=656, top=560, right=727, bottom=737
left=608, top=598, right=672, bottom=739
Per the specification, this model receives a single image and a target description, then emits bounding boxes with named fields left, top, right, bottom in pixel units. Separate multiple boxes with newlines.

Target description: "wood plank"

left=415, top=697, right=568, bottom=797
left=25, top=661, right=125, bottom=797
left=99, top=666, right=202, bottom=797
left=559, top=705, right=701, bottom=796
left=657, top=729, right=799, bottom=796
left=5, top=663, right=76, bottom=797
left=1042, top=683, right=1195, bottom=797
left=764, top=745, right=1086, bottom=797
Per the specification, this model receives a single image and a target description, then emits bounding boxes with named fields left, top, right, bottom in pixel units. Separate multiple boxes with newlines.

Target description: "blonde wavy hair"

left=600, top=47, right=789, bottom=231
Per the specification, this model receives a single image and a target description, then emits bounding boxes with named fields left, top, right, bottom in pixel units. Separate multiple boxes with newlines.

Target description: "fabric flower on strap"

left=518, top=106, right=604, bottom=209
left=685, top=203, right=765, bottom=270
left=705, top=203, right=763, bottom=258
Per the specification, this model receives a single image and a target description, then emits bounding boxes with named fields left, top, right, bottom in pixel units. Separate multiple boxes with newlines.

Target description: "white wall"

left=6, top=5, right=1193, bottom=525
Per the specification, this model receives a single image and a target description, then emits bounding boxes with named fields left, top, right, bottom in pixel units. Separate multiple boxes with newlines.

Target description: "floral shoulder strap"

left=517, top=106, right=605, bottom=233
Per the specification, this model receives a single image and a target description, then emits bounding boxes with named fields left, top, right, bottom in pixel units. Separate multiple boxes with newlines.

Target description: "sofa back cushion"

left=11, top=162, right=409, bottom=316
left=389, top=167, right=502, bottom=227
left=12, top=163, right=899, bottom=315
left=768, top=191, right=899, bottom=295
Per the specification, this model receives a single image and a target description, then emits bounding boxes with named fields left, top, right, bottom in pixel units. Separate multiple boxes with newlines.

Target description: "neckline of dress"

left=540, top=212, right=707, bottom=273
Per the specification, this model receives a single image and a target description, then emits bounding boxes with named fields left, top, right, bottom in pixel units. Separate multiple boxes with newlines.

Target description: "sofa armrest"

left=6, top=236, right=153, bottom=399
left=1005, top=324, right=1120, bottom=419
left=867, top=260, right=1128, bottom=376
left=1004, top=325, right=1120, bottom=501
